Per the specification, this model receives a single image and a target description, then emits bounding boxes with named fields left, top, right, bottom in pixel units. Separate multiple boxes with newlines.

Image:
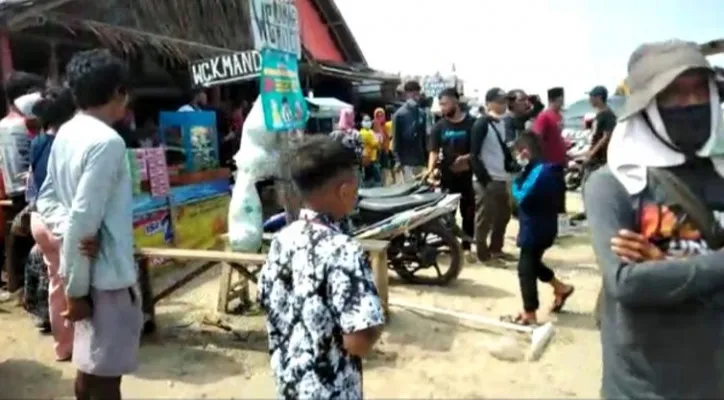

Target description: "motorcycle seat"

left=358, top=181, right=421, bottom=199
left=358, top=192, right=445, bottom=214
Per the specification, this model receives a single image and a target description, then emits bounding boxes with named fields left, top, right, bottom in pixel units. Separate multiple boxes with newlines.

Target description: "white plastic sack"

left=228, top=96, right=281, bottom=252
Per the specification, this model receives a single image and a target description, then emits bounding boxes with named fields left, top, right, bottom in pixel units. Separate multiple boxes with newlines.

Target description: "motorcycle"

left=263, top=179, right=466, bottom=285
left=563, top=131, right=591, bottom=191
left=564, top=156, right=586, bottom=191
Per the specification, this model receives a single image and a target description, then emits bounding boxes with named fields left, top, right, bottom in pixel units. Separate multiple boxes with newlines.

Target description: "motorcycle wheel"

left=565, top=171, right=581, bottom=191
left=388, top=219, right=463, bottom=285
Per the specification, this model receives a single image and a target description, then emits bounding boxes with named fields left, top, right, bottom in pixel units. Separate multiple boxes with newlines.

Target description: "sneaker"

left=464, top=251, right=477, bottom=265
left=491, top=252, right=517, bottom=262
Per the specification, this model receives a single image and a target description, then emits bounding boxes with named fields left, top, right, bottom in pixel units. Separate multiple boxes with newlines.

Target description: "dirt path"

left=0, top=194, right=602, bottom=399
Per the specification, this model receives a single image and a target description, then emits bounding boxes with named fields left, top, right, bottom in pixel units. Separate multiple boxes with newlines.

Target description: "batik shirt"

left=330, top=129, right=363, bottom=162
left=258, top=208, right=385, bottom=400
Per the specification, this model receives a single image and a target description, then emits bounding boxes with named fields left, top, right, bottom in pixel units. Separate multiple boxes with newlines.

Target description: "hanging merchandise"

left=145, top=147, right=171, bottom=198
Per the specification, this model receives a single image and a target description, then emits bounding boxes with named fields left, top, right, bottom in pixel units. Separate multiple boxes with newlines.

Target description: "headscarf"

left=372, top=107, right=389, bottom=147
left=607, top=39, right=724, bottom=194
left=337, top=108, right=355, bottom=131
left=608, top=80, right=724, bottom=195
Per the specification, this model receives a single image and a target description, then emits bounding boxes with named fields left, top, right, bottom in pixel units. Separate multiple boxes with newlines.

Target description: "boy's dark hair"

left=547, top=86, right=564, bottom=102
left=403, top=80, right=421, bottom=93
left=5, top=71, right=45, bottom=103
left=286, top=135, right=358, bottom=195
left=438, top=87, right=460, bottom=100
left=514, top=130, right=543, bottom=158
left=65, top=49, right=129, bottom=109
left=32, top=86, right=75, bottom=129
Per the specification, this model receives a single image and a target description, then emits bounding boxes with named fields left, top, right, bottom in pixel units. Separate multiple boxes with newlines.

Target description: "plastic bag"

left=228, top=97, right=280, bottom=252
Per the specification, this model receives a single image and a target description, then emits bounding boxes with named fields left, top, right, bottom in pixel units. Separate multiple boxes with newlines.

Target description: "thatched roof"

left=2, top=0, right=255, bottom=61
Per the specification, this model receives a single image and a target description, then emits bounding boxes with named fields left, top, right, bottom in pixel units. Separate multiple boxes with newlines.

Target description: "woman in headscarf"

left=330, top=108, right=363, bottom=177
left=26, top=86, right=98, bottom=361
left=373, top=108, right=392, bottom=185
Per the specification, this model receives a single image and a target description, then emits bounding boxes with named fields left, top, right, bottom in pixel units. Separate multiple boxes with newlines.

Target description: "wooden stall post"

left=359, top=239, right=390, bottom=318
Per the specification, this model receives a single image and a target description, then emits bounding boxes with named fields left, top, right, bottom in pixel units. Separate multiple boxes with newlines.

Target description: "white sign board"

left=249, top=0, right=302, bottom=59
left=189, top=50, right=262, bottom=88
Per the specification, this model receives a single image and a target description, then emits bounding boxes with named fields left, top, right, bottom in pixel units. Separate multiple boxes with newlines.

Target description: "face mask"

left=361, top=120, right=372, bottom=129
left=516, top=155, right=529, bottom=167
left=406, top=98, right=418, bottom=107
left=658, top=103, right=711, bottom=154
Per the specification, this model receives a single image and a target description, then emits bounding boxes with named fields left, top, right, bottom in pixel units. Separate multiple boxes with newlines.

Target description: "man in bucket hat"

left=584, top=39, right=724, bottom=398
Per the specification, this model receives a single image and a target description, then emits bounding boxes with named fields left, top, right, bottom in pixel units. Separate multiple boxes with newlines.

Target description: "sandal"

left=551, top=286, right=575, bottom=313
left=500, top=313, right=538, bottom=326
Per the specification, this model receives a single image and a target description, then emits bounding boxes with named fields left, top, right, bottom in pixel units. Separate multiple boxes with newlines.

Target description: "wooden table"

left=134, top=247, right=267, bottom=327
left=135, top=236, right=391, bottom=329
left=217, top=235, right=390, bottom=317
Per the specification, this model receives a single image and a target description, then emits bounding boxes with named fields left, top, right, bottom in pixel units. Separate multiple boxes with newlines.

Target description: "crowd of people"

left=0, top=37, right=722, bottom=400
left=259, top=38, right=724, bottom=400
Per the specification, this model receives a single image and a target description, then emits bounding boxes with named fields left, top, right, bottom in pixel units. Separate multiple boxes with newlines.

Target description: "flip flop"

left=500, top=314, right=538, bottom=327
left=551, top=286, right=575, bottom=313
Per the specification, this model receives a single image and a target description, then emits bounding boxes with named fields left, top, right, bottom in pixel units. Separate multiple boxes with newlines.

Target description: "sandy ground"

left=0, top=193, right=602, bottom=399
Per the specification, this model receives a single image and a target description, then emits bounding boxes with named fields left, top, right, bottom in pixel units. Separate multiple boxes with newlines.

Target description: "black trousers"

left=441, top=171, right=474, bottom=250
left=550, top=164, right=566, bottom=214
left=517, top=246, right=554, bottom=312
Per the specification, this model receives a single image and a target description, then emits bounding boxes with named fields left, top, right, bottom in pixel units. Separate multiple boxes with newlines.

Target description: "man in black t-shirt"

left=586, top=86, right=617, bottom=169
left=427, top=88, right=475, bottom=258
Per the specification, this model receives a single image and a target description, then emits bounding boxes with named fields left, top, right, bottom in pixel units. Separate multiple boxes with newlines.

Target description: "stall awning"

left=313, top=60, right=400, bottom=83
left=306, top=97, right=352, bottom=118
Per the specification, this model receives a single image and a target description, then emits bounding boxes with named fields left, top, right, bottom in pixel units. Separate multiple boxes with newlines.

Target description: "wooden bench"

left=218, top=234, right=390, bottom=317
left=134, top=247, right=266, bottom=326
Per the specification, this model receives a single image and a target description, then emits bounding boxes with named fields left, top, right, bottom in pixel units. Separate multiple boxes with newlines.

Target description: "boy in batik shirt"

left=258, top=136, right=385, bottom=399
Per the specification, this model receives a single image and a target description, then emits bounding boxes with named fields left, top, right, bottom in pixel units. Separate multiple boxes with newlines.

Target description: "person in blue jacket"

left=504, top=131, right=574, bottom=325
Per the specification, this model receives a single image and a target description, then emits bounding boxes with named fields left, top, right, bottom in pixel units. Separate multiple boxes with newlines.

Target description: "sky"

left=334, top=0, right=724, bottom=100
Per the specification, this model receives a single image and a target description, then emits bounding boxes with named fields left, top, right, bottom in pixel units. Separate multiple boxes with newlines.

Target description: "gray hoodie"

left=584, top=164, right=724, bottom=399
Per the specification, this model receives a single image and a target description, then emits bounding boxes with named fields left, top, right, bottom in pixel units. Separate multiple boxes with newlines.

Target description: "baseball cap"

left=14, top=91, right=42, bottom=118
left=587, top=85, right=608, bottom=99
left=621, top=39, right=712, bottom=120
left=485, top=87, right=507, bottom=103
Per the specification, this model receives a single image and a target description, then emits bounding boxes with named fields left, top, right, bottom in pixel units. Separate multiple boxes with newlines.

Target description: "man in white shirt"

left=177, top=88, right=208, bottom=112
left=36, top=49, right=141, bottom=400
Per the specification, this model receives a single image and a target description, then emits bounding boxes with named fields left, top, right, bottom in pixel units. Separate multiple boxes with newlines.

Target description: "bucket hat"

left=621, top=39, right=712, bottom=120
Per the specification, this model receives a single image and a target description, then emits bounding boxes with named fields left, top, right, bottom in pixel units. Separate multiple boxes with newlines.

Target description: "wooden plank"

left=369, top=249, right=389, bottom=318
left=360, top=239, right=389, bottom=253
left=135, top=247, right=267, bottom=265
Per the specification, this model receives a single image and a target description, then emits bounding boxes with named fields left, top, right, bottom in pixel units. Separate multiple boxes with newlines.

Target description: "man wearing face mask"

left=427, top=88, right=475, bottom=261
left=584, top=40, right=724, bottom=399
left=392, top=81, right=428, bottom=182
left=469, top=88, right=516, bottom=262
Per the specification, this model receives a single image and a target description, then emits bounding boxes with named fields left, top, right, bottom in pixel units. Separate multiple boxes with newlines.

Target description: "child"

left=505, top=131, right=574, bottom=325
left=258, top=135, right=385, bottom=399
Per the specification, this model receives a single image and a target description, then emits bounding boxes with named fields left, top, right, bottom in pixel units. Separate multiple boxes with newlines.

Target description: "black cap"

left=485, top=87, right=507, bottom=103
left=587, top=85, right=608, bottom=99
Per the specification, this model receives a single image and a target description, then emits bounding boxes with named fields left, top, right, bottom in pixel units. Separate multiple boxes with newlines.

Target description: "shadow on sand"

left=0, top=358, right=74, bottom=399
left=390, top=277, right=514, bottom=300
